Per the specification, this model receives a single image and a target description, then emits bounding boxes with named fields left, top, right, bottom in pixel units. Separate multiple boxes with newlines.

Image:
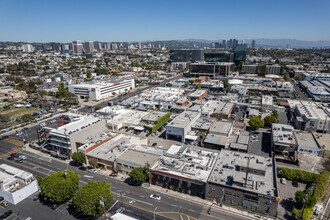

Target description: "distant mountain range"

left=183, top=38, right=330, bottom=48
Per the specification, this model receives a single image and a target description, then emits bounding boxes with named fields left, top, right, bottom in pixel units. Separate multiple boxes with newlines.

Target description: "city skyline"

left=1, top=0, right=330, bottom=42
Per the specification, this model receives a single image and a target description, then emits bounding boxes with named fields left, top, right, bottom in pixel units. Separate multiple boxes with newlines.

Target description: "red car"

left=11, top=153, right=19, bottom=157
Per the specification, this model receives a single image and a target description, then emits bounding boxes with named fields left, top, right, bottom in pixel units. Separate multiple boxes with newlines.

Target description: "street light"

left=153, top=207, right=157, bottom=220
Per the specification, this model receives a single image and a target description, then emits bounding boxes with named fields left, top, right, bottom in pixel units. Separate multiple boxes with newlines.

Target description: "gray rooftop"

left=116, top=149, right=161, bottom=168
left=209, top=121, right=233, bottom=136
left=204, top=133, right=228, bottom=146
left=294, top=131, right=319, bottom=149
left=208, top=150, right=276, bottom=197
left=167, top=111, right=200, bottom=129
left=142, top=111, right=168, bottom=122
left=151, top=145, right=218, bottom=182
left=272, top=123, right=296, bottom=146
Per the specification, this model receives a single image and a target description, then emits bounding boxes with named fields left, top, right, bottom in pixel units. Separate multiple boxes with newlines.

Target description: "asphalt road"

left=0, top=147, right=251, bottom=220
left=291, top=81, right=309, bottom=101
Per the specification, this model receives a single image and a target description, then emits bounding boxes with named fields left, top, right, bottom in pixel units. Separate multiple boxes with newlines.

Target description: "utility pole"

left=100, top=196, right=107, bottom=220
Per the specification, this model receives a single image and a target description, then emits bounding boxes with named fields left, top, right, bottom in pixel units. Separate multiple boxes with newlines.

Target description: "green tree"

left=284, top=73, right=291, bottom=81
left=40, top=171, right=80, bottom=203
left=223, top=79, right=232, bottom=91
left=129, top=167, right=151, bottom=183
left=248, top=116, right=264, bottom=130
left=196, top=83, right=201, bottom=89
left=272, top=110, right=278, bottom=118
left=72, top=152, right=86, bottom=165
left=94, top=105, right=102, bottom=111
left=166, top=83, right=172, bottom=87
left=189, top=80, right=195, bottom=85
left=264, top=115, right=278, bottom=127
left=87, top=72, right=92, bottom=78
left=84, top=96, right=90, bottom=102
left=73, top=182, right=114, bottom=217
left=21, top=114, right=33, bottom=122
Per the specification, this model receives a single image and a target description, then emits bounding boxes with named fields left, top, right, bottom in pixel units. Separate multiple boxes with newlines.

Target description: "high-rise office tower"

left=106, top=42, right=111, bottom=50
left=286, top=44, right=291, bottom=49
left=61, top=44, right=69, bottom=54
left=233, top=39, right=238, bottom=48
left=22, top=44, right=34, bottom=53
left=72, top=40, right=83, bottom=55
left=215, top=42, right=220, bottom=49
left=252, top=40, right=256, bottom=49
left=84, top=41, right=94, bottom=54
left=222, top=40, right=226, bottom=49
left=51, top=43, right=60, bottom=51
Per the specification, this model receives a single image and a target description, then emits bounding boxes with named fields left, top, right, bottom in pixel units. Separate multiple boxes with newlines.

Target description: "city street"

left=0, top=145, right=253, bottom=220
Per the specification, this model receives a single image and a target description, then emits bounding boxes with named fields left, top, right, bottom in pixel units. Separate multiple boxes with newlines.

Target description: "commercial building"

left=84, top=41, right=94, bottom=54
left=22, top=44, right=34, bottom=53
left=266, top=65, right=281, bottom=75
left=204, top=51, right=232, bottom=62
left=293, top=102, right=330, bottom=133
left=48, top=113, right=107, bottom=156
left=84, top=134, right=148, bottom=172
left=203, top=121, right=233, bottom=150
left=188, top=90, right=207, bottom=101
left=206, top=150, right=279, bottom=216
left=313, top=133, right=330, bottom=158
left=202, top=100, right=234, bottom=119
left=294, top=131, right=322, bottom=157
left=271, top=124, right=297, bottom=153
left=0, top=164, right=39, bottom=205
left=151, top=145, right=218, bottom=198
left=189, top=62, right=235, bottom=78
left=233, top=44, right=247, bottom=64
left=68, top=78, right=135, bottom=101
left=252, top=40, right=256, bottom=49
left=299, top=80, right=330, bottom=102
left=169, top=49, right=204, bottom=62
left=241, top=65, right=264, bottom=74
left=262, top=95, right=273, bottom=110
left=72, top=40, right=83, bottom=55
left=166, top=111, right=200, bottom=142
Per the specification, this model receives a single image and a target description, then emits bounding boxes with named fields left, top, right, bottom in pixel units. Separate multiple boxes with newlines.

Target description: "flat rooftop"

left=151, top=145, right=218, bottom=182
left=116, top=149, right=161, bottom=168
left=313, top=133, right=330, bottom=151
left=0, top=164, right=34, bottom=182
left=262, top=95, right=273, bottom=106
left=49, top=113, right=102, bottom=137
left=208, top=150, right=276, bottom=196
left=294, top=131, right=319, bottom=149
left=87, top=134, right=147, bottom=162
left=202, top=100, right=234, bottom=115
left=191, top=117, right=216, bottom=131
left=209, top=121, right=233, bottom=136
left=272, top=123, right=296, bottom=146
left=167, top=111, right=200, bottom=129
left=142, top=111, right=168, bottom=122
left=188, top=90, right=207, bottom=98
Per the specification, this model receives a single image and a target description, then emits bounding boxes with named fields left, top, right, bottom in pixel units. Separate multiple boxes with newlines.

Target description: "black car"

left=79, top=166, right=87, bottom=171
left=0, top=210, right=13, bottom=219
left=125, top=178, right=141, bottom=186
left=292, top=181, right=299, bottom=187
left=7, top=156, right=14, bottom=161
left=152, top=143, right=157, bottom=147
left=14, top=158, right=23, bottom=163
left=110, top=173, right=118, bottom=177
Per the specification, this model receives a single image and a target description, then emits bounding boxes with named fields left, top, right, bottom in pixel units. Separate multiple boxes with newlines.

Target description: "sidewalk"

left=142, top=183, right=271, bottom=220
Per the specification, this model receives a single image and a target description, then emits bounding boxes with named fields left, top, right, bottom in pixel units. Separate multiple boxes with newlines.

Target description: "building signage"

left=113, top=82, right=120, bottom=86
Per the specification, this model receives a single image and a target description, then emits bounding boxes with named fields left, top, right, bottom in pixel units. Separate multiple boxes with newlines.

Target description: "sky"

left=0, top=0, right=330, bottom=43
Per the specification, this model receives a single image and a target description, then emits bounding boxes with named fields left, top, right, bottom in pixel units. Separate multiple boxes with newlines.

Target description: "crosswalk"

left=2, top=138, right=24, bottom=146
left=0, top=147, right=22, bottom=159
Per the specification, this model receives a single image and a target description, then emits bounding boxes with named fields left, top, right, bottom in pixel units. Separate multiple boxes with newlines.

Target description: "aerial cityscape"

left=0, top=0, right=329, bottom=220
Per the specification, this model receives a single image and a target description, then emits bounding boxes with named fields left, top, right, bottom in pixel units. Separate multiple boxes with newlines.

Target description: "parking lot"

left=277, top=177, right=307, bottom=220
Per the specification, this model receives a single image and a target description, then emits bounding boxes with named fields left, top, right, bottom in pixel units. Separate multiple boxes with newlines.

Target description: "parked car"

left=109, top=173, right=118, bottom=177
left=152, top=142, right=157, bottom=147
left=11, top=153, right=19, bottom=157
left=125, top=178, right=141, bottom=186
left=50, top=119, right=56, bottom=123
left=14, top=158, right=23, bottom=163
left=19, top=155, right=27, bottom=160
left=7, top=156, right=15, bottom=161
left=277, top=167, right=281, bottom=176
left=0, top=210, right=12, bottom=219
left=149, top=194, right=161, bottom=200
left=51, top=204, right=58, bottom=210
left=281, top=178, right=286, bottom=185
left=88, top=168, right=96, bottom=174
left=0, top=201, right=9, bottom=208
left=292, top=181, right=299, bottom=187
left=79, top=166, right=87, bottom=171
left=115, top=207, right=125, bottom=214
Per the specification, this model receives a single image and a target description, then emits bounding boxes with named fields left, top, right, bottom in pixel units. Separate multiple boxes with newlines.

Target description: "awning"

left=185, top=135, right=198, bottom=141
left=134, top=126, right=144, bottom=131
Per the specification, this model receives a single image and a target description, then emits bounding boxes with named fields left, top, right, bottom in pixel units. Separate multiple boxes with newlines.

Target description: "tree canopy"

left=284, top=73, right=291, bottom=82
left=196, top=83, right=201, bottom=89
left=223, top=79, right=232, bottom=91
left=72, top=152, right=86, bottom=165
left=40, top=171, right=80, bottom=203
left=21, top=114, right=33, bottom=122
left=264, top=115, right=279, bottom=127
left=73, top=181, right=114, bottom=217
left=94, top=105, right=102, bottom=111
left=129, top=167, right=151, bottom=183
left=248, top=116, right=264, bottom=130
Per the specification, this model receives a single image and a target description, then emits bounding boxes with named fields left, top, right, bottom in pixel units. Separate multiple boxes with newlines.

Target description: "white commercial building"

left=22, top=44, right=34, bottom=53
left=84, top=41, right=94, bottom=54
left=0, top=164, right=39, bottom=205
left=48, top=112, right=107, bottom=156
left=72, top=40, right=83, bottom=55
left=295, top=131, right=322, bottom=157
left=68, top=78, right=135, bottom=101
